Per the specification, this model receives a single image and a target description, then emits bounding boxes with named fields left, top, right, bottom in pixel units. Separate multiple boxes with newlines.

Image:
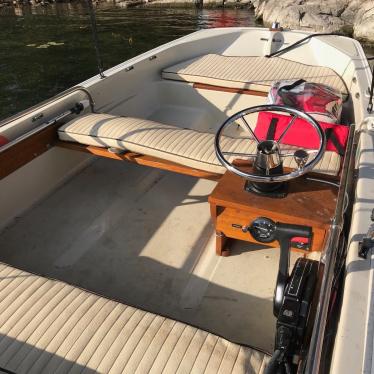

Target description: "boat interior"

left=0, top=27, right=372, bottom=373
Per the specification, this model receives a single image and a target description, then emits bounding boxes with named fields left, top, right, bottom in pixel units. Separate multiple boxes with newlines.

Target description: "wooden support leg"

left=215, top=231, right=230, bottom=257
left=210, top=203, right=230, bottom=256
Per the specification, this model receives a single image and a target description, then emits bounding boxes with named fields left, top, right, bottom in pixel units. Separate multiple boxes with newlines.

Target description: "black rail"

left=265, top=33, right=344, bottom=59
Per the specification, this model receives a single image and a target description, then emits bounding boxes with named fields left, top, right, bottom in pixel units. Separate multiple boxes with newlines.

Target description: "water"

left=0, top=4, right=372, bottom=121
left=0, top=4, right=260, bottom=121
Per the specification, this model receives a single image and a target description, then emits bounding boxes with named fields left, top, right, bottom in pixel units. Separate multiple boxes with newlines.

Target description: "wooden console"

left=208, top=171, right=337, bottom=256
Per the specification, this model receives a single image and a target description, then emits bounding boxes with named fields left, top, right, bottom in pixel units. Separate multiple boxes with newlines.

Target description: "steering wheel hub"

left=255, top=140, right=282, bottom=173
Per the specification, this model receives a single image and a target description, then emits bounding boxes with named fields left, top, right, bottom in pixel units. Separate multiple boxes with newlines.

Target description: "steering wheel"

left=214, top=105, right=326, bottom=183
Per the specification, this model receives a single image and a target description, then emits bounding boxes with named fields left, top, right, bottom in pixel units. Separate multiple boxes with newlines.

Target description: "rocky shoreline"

left=251, top=0, right=374, bottom=44
left=1, top=0, right=373, bottom=43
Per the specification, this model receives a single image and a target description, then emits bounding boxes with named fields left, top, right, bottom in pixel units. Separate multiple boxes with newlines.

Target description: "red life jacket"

left=254, top=112, right=349, bottom=156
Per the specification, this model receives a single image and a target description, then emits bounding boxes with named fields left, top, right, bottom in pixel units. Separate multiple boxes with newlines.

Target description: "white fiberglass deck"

left=0, top=157, right=300, bottom=353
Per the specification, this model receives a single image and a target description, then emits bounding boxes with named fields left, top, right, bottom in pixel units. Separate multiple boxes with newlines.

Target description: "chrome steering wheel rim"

left=214, top=104, right=326, bottom=183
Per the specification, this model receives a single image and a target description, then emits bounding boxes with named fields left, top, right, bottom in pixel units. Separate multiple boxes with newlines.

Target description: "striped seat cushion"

left=58, top=114, right=341, bottom=176
left=162, top=54, right=348, bottom=96
left=0, top=262, right=270, bottom=373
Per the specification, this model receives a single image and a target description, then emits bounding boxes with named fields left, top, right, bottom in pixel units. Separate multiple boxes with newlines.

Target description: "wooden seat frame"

left=0, top=123, right=341, bottom=184
left=0, top=124, right=221, bottom=181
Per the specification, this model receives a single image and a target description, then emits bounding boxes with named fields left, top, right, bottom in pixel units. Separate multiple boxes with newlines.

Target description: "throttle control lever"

left=247, top=218, right=312, bottom=316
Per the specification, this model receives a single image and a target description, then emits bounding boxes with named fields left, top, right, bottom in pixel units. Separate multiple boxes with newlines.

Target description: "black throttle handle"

left=273, top=222, right=313, bottom=317
left=277, top=222, right=312, bottom=239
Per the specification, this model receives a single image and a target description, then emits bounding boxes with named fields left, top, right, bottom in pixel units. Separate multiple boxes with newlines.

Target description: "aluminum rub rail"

left=305, top=124, right=357, bottom=374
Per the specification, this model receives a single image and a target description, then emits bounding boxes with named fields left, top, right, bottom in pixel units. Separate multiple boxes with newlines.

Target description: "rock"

left=250, top=0, right=374, bottom=43
left=354, top=1, right=374, bottom=43
left=340, top=0, right=360, bottom=23
left=261, top=2, right=302, bottom=28
left=300, top=12, right=346, bottom=33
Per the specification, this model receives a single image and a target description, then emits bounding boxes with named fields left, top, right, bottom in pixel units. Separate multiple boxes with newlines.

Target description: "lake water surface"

left=0, top=4, right=371, bottom=121
left=0, top=4, right=260, bottom=120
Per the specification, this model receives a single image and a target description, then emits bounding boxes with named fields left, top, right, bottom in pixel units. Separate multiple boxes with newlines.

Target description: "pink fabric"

left=268, top=81, right=343, bottom=124
left=254, top=112, right=349, bottom=153
left=0, top=135, right=8, bottom=147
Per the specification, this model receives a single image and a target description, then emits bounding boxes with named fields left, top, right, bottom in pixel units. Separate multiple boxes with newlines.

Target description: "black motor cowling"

left=266, top=257, right=318, bottom=374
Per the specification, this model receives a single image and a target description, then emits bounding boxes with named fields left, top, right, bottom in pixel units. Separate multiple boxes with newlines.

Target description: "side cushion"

left=58, top=113, right=341, bottom=176
left=162, top=54, right=348, bottom=97
left=0, top=262, right=270, bottom=374
left=58, top=113, right=256, bottom=174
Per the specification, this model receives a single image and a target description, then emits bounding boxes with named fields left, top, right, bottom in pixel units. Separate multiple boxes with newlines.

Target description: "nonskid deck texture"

left=0, top=158, right=299, bottom=352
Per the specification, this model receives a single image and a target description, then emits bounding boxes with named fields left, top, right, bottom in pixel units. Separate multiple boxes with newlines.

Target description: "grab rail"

left=0, top=102, right=87, bottom=155
left=0, top=86, right=95, bottom=155
left=0, top=85, right=95, bottom=129
left=305, top=124, right=357, bottom=373
left=265, top=33, right=344, bottom=59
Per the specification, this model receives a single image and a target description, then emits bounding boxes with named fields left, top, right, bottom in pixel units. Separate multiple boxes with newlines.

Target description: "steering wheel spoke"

left=277, top=115, right=297, bottom=144
left=279, top=149, right=318, bottom=158
left=240, top=116, right=260, bottom=144
left=222, top=151, right=257, bottom=158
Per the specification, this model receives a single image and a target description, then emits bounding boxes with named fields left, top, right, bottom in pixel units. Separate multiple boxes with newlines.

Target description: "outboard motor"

left=247, top=218, right=319, bottom=374
left=271, top=258, right=318, bottom=373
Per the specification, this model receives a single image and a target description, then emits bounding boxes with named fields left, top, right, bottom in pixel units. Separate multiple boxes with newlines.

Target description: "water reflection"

left=198, top=8, right=252, bottom=28
left=0, top=4, right=260, bottom=120
left=0, top=4, right=372, bottom=121
left=14, top=7, right=24, bottom=17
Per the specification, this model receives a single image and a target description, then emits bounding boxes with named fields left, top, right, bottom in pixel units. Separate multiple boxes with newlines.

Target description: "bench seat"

left=58, top=113, right=341, bottom=176
left=0, top=262, right=270, bottom=373
left=162, top=54, right=348, bottom=96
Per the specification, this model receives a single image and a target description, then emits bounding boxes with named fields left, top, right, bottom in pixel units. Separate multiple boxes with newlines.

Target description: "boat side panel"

left=0, top=147, right=91, bottom=231
left=331, top=120, right=374, bottom=374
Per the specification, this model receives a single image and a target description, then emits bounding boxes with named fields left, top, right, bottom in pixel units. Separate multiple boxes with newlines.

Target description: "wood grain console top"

left=209, top=171, right=337, bottom=229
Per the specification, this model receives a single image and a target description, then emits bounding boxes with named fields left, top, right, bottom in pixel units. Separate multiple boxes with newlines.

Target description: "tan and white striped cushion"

left=162, top=54, right=348, bottom=96
left=0, top=262, right=270, bottom=374
left=58, top=113, right=341, bottom=176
